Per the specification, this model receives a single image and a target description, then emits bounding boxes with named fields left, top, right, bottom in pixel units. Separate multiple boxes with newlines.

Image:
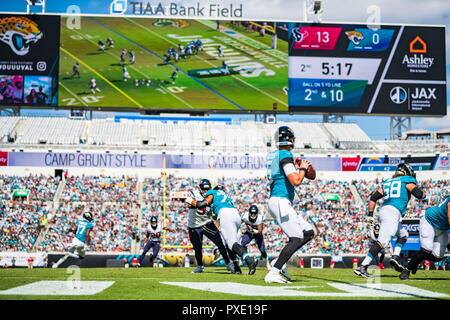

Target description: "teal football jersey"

left=267, top=149, right=295, bottom=202
left=205, top=189, right=235, bottom=217
left=381, top=175, right=417, bottom=216
left=75, top=219, right=94, bottom=243
left=425, top=196, right=450, bottom=230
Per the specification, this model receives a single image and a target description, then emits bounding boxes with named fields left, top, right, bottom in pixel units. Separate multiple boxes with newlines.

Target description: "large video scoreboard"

left=288, top=23, right=447, bottom=116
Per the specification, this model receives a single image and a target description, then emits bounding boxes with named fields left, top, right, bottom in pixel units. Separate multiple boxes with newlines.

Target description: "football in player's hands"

left=305, top=164, right=316, bottom=180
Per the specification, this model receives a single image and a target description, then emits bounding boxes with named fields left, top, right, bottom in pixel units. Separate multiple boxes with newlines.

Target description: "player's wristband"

left=368, top=210, right=374, bottom=217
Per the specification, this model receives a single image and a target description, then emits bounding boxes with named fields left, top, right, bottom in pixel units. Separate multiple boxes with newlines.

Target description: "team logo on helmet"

left=150, top=216, right=158, bottom=228
left=396, top=163, right=416, bottom=178
left=83, top=212, right=93, bottom=222
left=199, top=179, right=211, bottom=192
left=275, top=126, right=295, bottom=147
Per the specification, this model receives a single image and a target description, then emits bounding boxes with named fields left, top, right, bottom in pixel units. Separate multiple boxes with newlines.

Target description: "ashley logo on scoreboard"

left=402, top=36, right=435, bottom=73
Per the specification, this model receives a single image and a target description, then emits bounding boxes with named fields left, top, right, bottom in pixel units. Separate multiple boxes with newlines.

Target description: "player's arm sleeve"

left=282, top=162, right=297, bottom=176
left=196, top=194, right=213, bottom=209
left=406, top=183, right=425, bottom=199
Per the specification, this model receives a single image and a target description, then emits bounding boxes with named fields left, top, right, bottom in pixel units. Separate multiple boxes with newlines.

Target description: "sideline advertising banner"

left=4, top=151, right=446, bottom=171
left=0, top=252, right=48, bottom=267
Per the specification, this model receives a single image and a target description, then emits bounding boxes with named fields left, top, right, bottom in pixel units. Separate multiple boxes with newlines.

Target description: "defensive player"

left=368, top=224, right=385, bottom=269
left=71, top=62, right=80, bottom=78
left=186, top=184, right=257, bottom=275
left=129, top=51, right=135, bottom=64
left=120, top=49, right=126, bottom=64
left=138, top=215, right=174, bottom=266
left=264, top=126, right=316, bottom=283
left=106, top=37, right=114, bottom=48
left=98, top=40, right=105, bottom=52
left=241, top=205, right=270, bottom=269
left=400, top=195, right=449, bottom=280
left=355, top=163, right=426, bottom=278
left=186, top=180, right=235, bottom=273
left=169, top=68, right=178, bottom=84
left=53, top=212, right=94, bottom=268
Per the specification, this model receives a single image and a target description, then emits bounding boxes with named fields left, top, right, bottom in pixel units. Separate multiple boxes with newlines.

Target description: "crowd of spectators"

left=38, top=175, right=139, bottom=252
left=0, top=174, right=57, bottom=251
left=1, top=174, right=448, bottom=256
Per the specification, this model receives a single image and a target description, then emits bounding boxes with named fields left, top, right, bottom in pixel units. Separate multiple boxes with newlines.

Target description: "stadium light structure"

left=26, top=0, right=46, bottom=14
left=313, top=1, right=322, bottom=14
left=303, top=0, right=323, bottom=22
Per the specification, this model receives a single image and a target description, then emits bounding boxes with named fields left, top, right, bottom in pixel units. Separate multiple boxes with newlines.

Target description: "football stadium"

left=0, top=0, right=449, bottom=309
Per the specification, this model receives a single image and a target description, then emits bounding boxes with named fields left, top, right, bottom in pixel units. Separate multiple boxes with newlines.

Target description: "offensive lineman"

left=138, top=215, right=174, bottom=266
left=400, top=195, right=449, bottom=280
left=355, top=163, right=426, bottom=278
left=241, top=205, right=270, bottom=269
left=186, top=180, right=235, bottom=273
left=264, top=126, right=316, bottom=283
left=53, top=212, right=94, bottom=268
left=186, top=184, right=257, bottom=275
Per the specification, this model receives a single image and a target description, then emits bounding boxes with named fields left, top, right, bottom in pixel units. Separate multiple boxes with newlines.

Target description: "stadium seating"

left=2, top=116, right=447, bottom=153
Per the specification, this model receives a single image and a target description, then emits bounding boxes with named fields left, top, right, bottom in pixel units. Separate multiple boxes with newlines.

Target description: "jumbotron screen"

left=0, top=14, right=446, bottom=115
left=288, top=22, right=447, bottom=116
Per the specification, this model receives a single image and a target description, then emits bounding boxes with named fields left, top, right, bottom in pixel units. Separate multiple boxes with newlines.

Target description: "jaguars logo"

left=0, top=16, right=43, bottom=56
left=345, top=30, right=364, bottom=45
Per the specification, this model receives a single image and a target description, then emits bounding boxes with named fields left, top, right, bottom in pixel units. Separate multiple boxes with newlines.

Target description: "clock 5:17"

left=322, top=62, right=352, bottom=76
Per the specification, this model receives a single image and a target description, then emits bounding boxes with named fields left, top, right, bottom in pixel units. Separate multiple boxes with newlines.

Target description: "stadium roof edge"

left=0, top=11, right=446, bottom=27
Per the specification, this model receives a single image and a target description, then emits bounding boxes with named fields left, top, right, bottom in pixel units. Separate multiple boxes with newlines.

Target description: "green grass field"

left=58, top=17, right=288, bottom=112
left=1, top=267, right=449, bottom=300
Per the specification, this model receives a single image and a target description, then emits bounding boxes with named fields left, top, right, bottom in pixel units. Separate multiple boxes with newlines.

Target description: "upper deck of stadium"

left=0, top=115, right=448, bottom=156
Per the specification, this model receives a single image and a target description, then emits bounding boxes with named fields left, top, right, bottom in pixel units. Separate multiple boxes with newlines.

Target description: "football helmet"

left=199, top=179, right=211, bottom=193
left=83, top=212, right=93, bottom=222
left=249, top=205, right=258, bottom=222
left=275, top=126, right=295, bottom=147
left=150, top=216, right=158, bottom=228
left=396, top=163, right=416, bottom=178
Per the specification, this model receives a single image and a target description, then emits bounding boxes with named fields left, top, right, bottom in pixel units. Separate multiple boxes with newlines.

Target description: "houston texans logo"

left=292, top=28, right=308, bottom=43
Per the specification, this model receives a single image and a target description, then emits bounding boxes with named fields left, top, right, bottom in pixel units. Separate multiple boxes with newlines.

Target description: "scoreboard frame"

left=288, top=22, right=447, bottom=117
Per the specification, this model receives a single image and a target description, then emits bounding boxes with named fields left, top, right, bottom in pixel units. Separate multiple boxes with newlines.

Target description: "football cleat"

left=399, top=269, right=410, bottom=280
left=226, top=262, right=235, bottom=273
left=245, top=256, right=257, bottom=275
left=232, top=265, right=242, bottom=274
left=270, top=259, right=291, bottom=280
left=192, top=266, right=205, bottom=273
left=389, top=255, right=405, bottom=272
left=354, top=265, right=371, bottom=278
left=378, top=263, right=385, bottom=269
left=264, top=269, right=291, bottom=284
left=266, top=259, right=272, bottom=271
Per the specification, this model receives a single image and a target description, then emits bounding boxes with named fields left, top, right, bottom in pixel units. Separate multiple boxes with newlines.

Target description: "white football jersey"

left=241, top=211, right=263, bottom=233
left=147, top=222, right=163, bottom=242
left=368, top=228, right=379, bottom=242
left=188, top=188, right=212, bottom=228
